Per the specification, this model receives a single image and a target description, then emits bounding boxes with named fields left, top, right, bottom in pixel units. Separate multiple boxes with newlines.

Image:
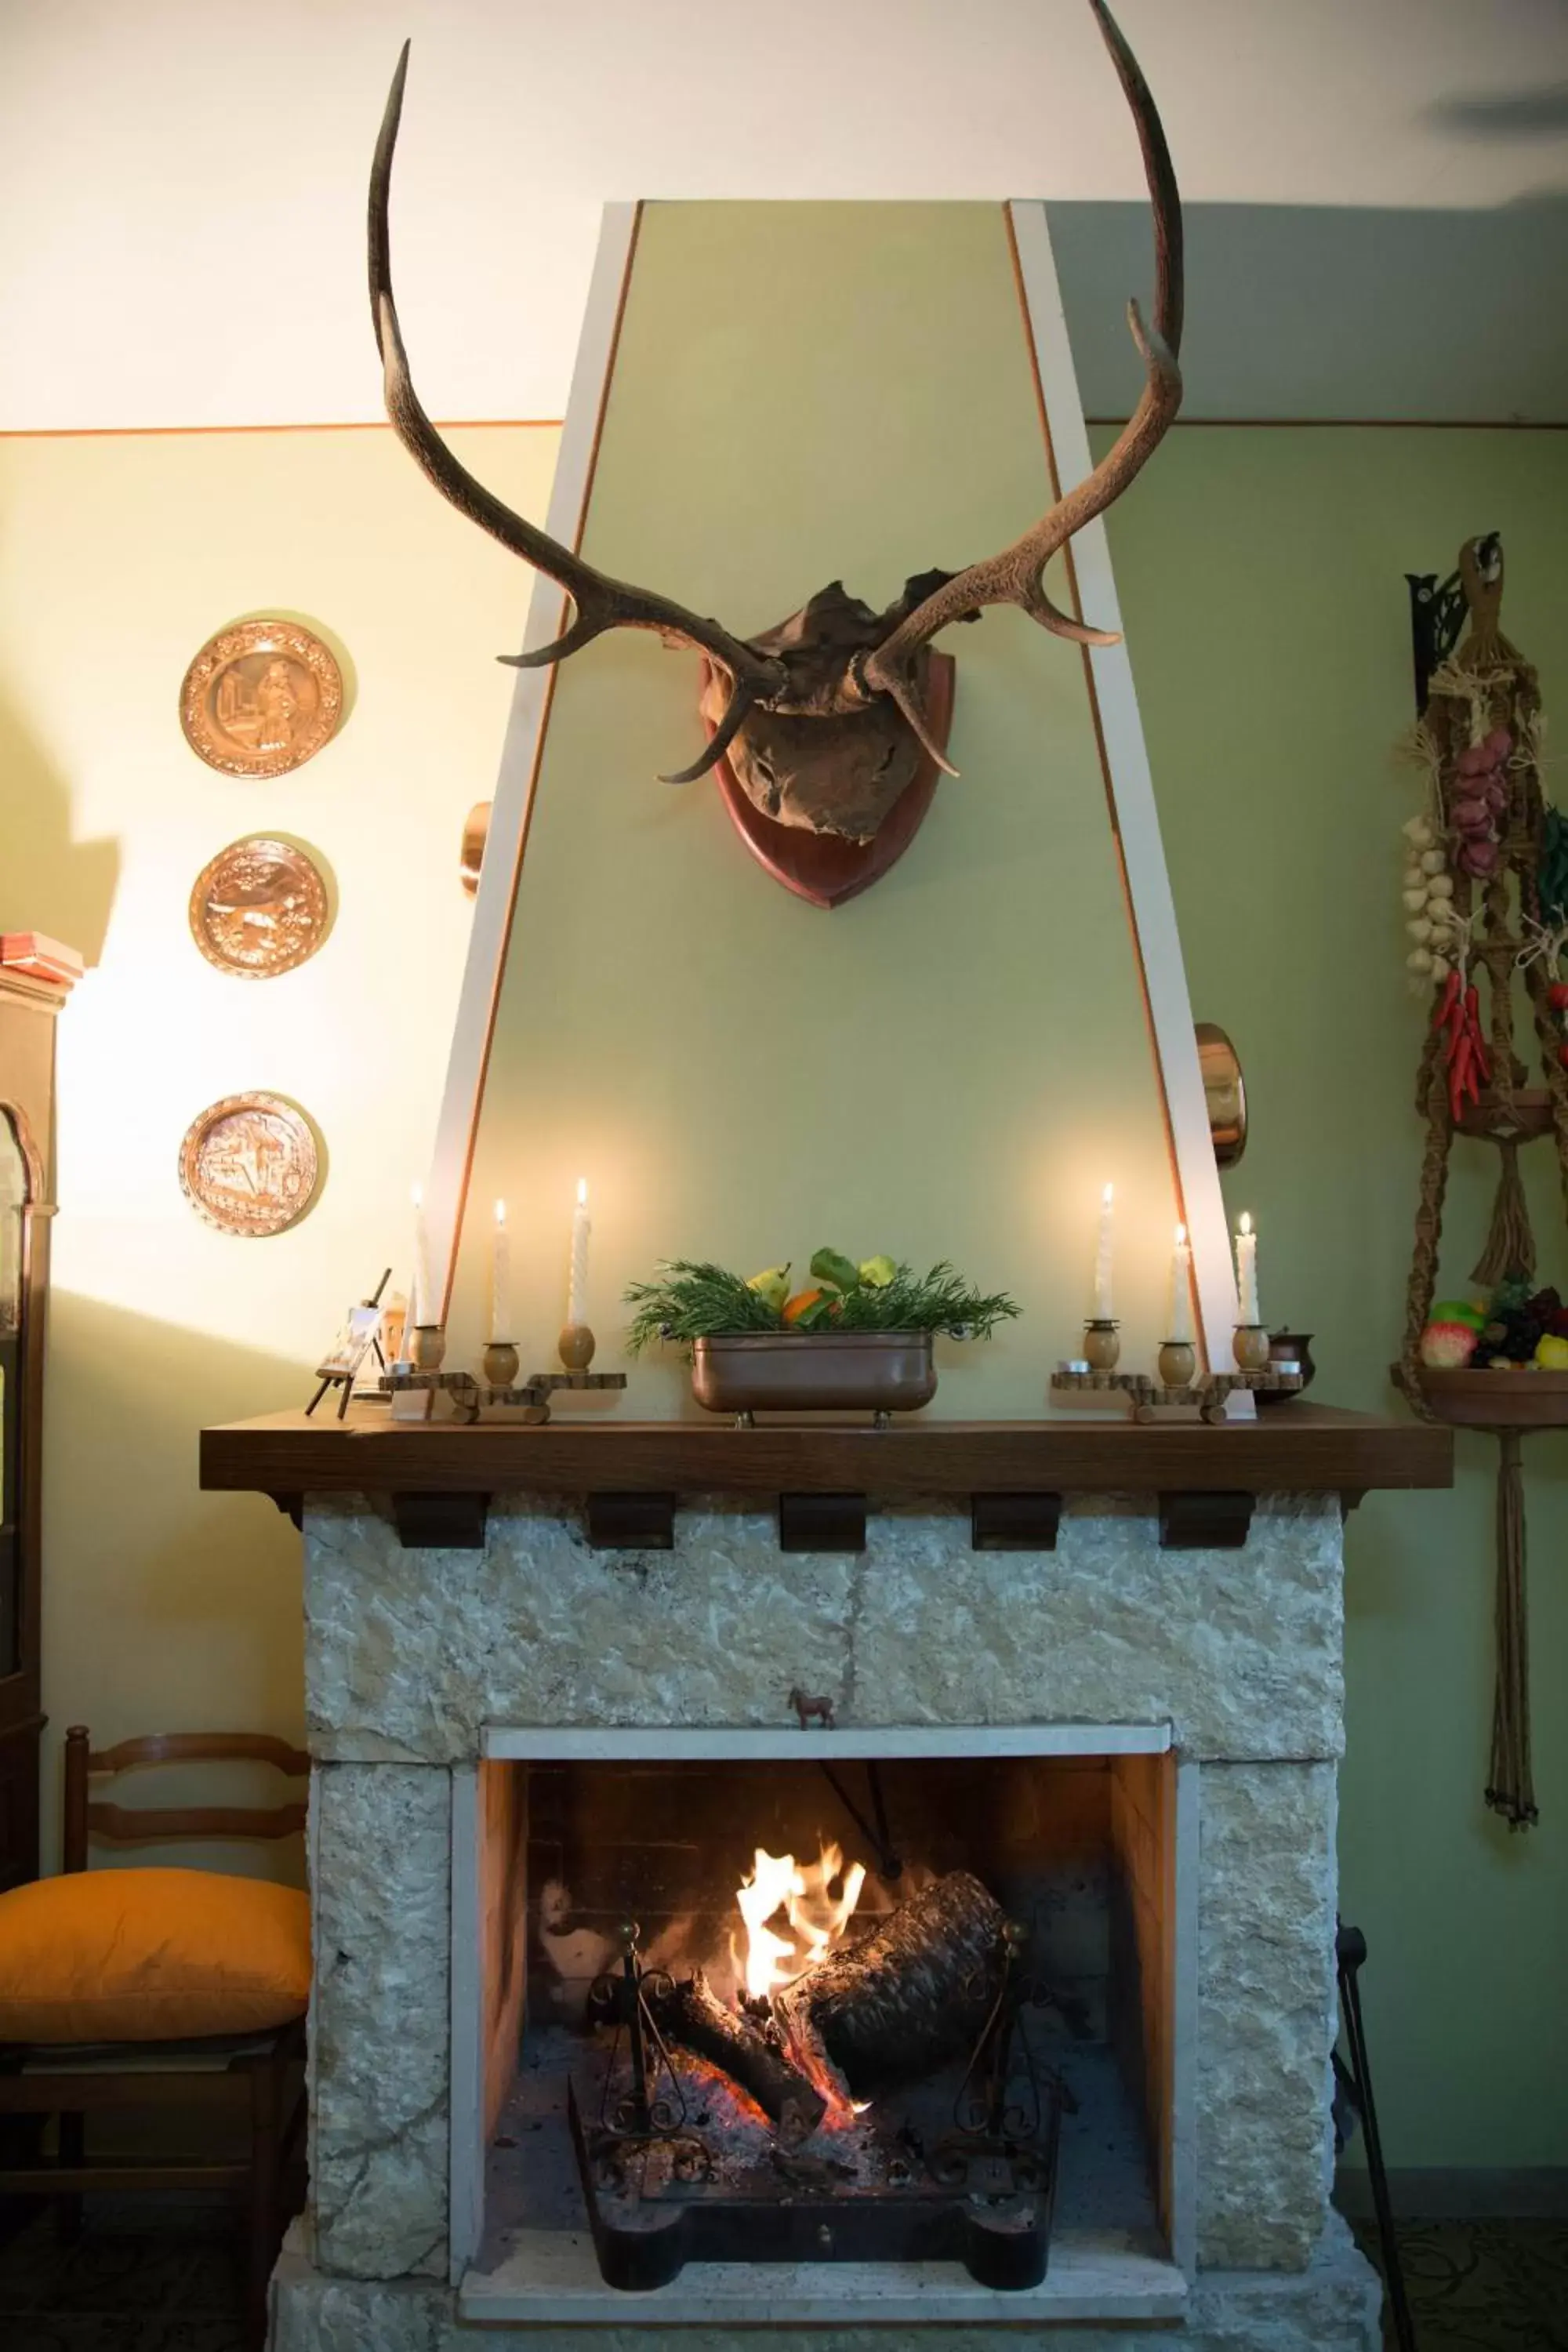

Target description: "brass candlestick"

left=1232, top=1323, right=1271, bottom=1372
left=483, top=1340, right=521, bottom=1388
left=1158, top=1339, right=1197, bottom=1388
left=1083, top=1319, right=1121, bottom=1372
left=410, top=1323, right=447, bottom=1373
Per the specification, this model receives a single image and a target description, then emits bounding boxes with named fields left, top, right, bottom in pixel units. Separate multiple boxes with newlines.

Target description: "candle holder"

left=1232, top=1323, right=1272, bottom=1373
left=387, top=1330, right=453, bottom=1422
left=1083, top=1319, right=1121, bottom=1372
left=528, top=1321, right=628, bottom=1404
left=1157, top=1339, right=1197, bottom=1389
left=483, top=1340, right=521, bottom=1389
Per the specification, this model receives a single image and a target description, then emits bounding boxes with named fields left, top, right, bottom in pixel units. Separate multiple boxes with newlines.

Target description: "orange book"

left=0, top=932, right=84, bottom=984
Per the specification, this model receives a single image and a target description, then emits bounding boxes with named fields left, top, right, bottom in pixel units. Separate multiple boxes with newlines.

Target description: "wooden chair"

left=0, top=1726, right=310, bottom=2350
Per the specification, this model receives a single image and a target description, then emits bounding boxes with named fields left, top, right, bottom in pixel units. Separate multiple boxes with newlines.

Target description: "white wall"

left=3, top=0, right=1566, bottom=431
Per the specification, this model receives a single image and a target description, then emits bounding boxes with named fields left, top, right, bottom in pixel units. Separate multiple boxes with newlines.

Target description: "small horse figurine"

left=788, top=1687, right=836, bottom=1730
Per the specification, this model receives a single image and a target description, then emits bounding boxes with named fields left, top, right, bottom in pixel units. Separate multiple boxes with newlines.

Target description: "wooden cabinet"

left=0, top=963, right=71, bottom=1892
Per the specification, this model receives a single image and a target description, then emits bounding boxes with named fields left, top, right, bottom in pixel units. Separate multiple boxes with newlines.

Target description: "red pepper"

left=1450, top=1037, right=1473, bottom=1122
left=1433, top=970, right=1463, bottom=1029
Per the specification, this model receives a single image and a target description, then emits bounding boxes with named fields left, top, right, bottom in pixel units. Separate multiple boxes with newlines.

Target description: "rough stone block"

left=304, top=1493, right=1345, bottom=1765
left=1197, top=1762, right=1338, bottom=2270
left=271, top=2222, right=1382, bottom=2352
left=311, top=1764, right=451, bottom=2279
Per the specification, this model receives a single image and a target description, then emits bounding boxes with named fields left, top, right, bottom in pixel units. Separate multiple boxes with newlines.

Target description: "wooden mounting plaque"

left=706, top=654, right=956, bottom=912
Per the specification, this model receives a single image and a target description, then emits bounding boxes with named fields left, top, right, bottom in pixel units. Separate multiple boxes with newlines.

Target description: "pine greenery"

left=624, top=1257, right=1019, bottom=1356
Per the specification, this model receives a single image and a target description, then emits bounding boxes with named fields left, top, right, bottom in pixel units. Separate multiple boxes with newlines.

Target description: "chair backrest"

left=62, top=1726, right=310, bottom=1874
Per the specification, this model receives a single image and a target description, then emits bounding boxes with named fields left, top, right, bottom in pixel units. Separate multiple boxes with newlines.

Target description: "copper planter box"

left=691, top=1330, right=937, bottom=1419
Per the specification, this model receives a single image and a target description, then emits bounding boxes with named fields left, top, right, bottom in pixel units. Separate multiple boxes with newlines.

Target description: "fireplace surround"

left=200, top=1406, right=1450, bottom=2349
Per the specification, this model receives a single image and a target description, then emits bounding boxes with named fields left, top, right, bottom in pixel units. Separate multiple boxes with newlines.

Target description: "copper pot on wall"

left=1195, top=1022, right=1247, bottom=1168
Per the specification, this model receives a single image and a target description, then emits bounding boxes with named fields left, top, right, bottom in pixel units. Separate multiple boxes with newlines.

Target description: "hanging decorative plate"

left=459, top=800, right=491, bottom=897
left=179, top=619, right=344, bottom=779
left=178, top=1093, right=321, bottom=1237
left=187, top=836, right=332, bottom=978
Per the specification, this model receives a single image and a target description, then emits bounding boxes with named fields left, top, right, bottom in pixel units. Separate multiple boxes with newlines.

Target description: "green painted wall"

left=451, top=205, right=1184, bottom=1397
left=1097, top=423, right=1568, bottom=2169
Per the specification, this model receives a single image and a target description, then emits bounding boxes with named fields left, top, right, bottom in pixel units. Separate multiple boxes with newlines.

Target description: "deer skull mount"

left=699, top=575, right=968, bottom=844
left=368, top=0, right=1182, bottom=897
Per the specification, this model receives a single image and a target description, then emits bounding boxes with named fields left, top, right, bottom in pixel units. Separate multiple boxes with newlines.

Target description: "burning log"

left=656, top=1968, right=827, bottom=2145
left=775, top=1870, right=1008, bottom=2096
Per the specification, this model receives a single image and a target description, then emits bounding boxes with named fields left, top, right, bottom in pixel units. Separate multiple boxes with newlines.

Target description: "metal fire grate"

left=568, top=1923, right=1062, bottom=2292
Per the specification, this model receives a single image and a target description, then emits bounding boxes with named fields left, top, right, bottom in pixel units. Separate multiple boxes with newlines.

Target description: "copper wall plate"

left=1195, top=1022, right=1247, bottom=1167
left=459, top=801, right=492, bottom=897
left=178, top=1093, right=321, bottom=1237
left=188, top=837, right=331, bottom=978
left=180, top=619, right=343, bottom=779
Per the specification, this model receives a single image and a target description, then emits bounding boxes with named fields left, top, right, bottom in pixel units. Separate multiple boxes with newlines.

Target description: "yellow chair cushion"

left=0, top=1867, right=310, bottom=2043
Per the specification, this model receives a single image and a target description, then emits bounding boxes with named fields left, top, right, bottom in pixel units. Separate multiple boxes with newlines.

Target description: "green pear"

left=746, top=1263, right=791, bottom=1312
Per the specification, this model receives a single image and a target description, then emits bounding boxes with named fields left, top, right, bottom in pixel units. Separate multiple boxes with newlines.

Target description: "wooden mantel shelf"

left=201, top=1406, right=1450, bottom=1553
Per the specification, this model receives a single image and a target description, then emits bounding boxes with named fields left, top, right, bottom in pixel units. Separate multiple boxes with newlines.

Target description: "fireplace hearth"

left=469, top=1737, right=1173, bottom=2327
left=501, top=1754, right=1151, bottom=2296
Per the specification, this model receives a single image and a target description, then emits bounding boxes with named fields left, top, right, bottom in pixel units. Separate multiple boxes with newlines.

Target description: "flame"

left=734, top=1840, right=867, bottom=2003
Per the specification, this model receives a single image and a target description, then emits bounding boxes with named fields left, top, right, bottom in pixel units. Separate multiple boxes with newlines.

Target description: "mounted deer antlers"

left=368, top=0, right=1182, bottom=864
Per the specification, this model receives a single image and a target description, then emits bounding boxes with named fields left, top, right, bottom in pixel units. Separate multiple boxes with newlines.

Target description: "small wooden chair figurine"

left=0, top=1727, right=310, bottom=2350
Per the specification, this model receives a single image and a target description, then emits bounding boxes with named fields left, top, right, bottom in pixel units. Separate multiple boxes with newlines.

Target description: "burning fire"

left=735, top=1840, right=867, bottom=2001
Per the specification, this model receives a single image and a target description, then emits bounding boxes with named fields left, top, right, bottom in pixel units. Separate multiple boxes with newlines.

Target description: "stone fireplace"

left=195, top=1407, right=1450, bottom=2350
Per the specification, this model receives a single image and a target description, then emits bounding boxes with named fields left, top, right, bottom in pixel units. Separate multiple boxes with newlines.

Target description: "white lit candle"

left=567, top=1178, right=590, bottom=1328
left=1235, top=1212, right=1260, bottom=1325
left=1168, top=1221, right=1195, bottom=1342
left=489, top=1199, right=512, bottom=1342
left=410, top=1184, right=433, bottom=1330
left=1092, top=1182, right=1115, bottom=1319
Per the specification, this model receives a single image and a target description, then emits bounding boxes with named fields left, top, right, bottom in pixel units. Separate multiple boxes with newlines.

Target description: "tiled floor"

left=1, top=2205, right=1566, bottom=2350
left=1359, top=2216, right=1568, bottom=2350
left=0, top=2203, right=246, bottom=2352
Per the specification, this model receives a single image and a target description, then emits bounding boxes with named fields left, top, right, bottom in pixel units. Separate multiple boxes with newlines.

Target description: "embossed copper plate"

left=180, top=619, right=343, bottom=779
left=178, top=1093, right=321, bottom=1237
left=188, top=836, right=331, bottom=978
left=459, top=800, right=491, bottom=897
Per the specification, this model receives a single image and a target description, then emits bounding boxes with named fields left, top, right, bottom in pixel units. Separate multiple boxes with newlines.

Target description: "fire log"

left=656, top=1968, right=827, bottom=2144
left=775, top=1869, right=1008, bottom=2096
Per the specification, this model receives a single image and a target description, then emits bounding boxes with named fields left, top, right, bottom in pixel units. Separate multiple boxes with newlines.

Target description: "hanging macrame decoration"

left=1395, top=533, right=1565, bottom=1831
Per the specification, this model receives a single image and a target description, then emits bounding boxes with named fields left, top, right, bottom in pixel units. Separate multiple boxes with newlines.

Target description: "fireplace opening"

left=460, top=1740, right=1189, bottom=2319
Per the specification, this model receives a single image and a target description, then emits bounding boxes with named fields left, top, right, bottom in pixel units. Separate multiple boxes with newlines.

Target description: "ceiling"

left=3, top=0, right=1566, bottom=430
